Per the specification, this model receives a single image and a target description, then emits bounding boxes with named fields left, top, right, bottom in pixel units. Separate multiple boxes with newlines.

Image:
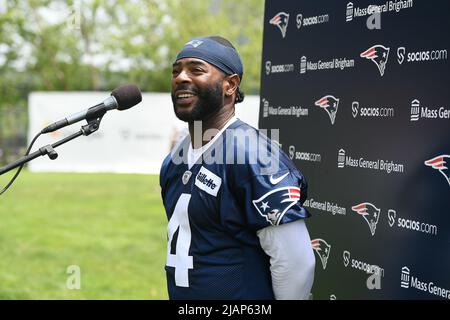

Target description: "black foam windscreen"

left=111, top=84, right=142, bottom=110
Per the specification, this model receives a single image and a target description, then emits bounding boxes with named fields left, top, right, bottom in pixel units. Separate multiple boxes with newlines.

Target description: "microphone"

left=41, top=84, right=142, bottom=134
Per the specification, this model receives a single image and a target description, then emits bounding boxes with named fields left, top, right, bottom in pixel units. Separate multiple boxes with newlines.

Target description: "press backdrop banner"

left=260, top=0, right=449, bottom=299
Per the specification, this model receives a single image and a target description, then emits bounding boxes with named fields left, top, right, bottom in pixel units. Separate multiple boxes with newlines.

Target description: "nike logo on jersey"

left=269, top=172, right=290, bottom=185
left=195, top=166, right=222, bottom=197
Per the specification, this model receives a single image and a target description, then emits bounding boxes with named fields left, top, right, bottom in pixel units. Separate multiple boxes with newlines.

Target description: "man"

left=160, top=36, right=315, bottom=299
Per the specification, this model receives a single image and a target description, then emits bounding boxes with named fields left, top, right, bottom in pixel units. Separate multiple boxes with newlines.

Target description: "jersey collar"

left=187, top=116, right=238, bottom=169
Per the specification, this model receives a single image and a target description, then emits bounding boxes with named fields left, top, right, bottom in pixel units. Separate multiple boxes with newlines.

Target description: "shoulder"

left=160, top=152, right=171, bottom=177
left=160, top=135, right=190, bottom=188
left=223, top=119, right=299, bottom=182
left=159, top=153, right=172, bottom=190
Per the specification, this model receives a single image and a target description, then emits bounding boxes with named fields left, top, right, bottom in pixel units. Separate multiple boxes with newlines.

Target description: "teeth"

left=178, top=93, right=194, bottom=99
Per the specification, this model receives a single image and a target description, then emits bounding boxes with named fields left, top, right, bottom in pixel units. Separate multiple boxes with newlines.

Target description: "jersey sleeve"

left=220, top=168, right=310, bottom=232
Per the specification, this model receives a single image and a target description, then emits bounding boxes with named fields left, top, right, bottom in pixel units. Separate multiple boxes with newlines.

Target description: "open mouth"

left=175, top=91, right=197, bottom=105
left=177, top=93, right=195, bottom=99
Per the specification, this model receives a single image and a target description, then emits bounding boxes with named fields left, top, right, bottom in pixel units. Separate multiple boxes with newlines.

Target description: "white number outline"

left=166, top=193, right=193, bottom=287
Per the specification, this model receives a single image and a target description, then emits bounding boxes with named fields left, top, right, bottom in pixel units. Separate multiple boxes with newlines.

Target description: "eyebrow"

left=172, top=60, right=207, bottom=68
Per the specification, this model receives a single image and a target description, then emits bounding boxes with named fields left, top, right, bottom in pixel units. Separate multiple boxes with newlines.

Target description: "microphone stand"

left=0, top=114, right=104, bottom=176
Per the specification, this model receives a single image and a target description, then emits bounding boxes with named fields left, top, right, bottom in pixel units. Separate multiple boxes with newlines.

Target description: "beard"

left=171, top=80, right=223, bottom=122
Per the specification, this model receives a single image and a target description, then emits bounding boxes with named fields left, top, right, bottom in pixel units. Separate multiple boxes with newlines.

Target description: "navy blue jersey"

left=160, top=119, right=310, bottom=299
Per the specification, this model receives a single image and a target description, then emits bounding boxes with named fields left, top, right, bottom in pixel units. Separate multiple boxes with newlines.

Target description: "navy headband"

left=175, top=37, right=243, bottom=81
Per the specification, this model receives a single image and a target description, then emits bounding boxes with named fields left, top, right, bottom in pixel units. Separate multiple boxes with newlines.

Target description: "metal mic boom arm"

left=0, top=113, right=105, bottom=176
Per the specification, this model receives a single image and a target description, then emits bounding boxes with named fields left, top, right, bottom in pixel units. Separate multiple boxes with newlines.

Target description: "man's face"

left=171, top=58, right=225, bottom=122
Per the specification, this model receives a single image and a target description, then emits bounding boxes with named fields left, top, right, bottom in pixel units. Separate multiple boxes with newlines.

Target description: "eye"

left=192, top=67, right=205, bottom=74
left=172, top=69, right=180, bottom=77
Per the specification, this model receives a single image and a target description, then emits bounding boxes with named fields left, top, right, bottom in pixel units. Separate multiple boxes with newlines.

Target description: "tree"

left=0, top=0, right=264, bottom=96
left=0, top=0, right=264, bottom=163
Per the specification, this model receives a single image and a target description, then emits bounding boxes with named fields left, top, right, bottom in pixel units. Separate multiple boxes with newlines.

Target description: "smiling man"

left=160, top=36, right=315, bottom=300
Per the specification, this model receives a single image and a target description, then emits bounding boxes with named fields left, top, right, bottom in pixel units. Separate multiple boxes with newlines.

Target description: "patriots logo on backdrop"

left=424, top=155, right=450, bottom=186
left=311, top=238, right=331, bottom=270
left=351, top=202, right=381, bottom=236
left=252, top=186, right=301, bottom=225
left=315, top=95, right=340, bottom=125
left=270, top=12, right=289, bottom=38
left=360, top=45, right=390, bottom=76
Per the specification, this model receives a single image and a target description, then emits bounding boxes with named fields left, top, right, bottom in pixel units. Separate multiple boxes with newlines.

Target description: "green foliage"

left=0, top=0, right=264, bottom=163
left=0, top=0, right=264, bottom=108
left=0, top=172, right=168, bottom=299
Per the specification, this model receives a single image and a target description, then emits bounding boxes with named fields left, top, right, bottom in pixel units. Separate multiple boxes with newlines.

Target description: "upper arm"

left=257, top=219, right=316, bottom=300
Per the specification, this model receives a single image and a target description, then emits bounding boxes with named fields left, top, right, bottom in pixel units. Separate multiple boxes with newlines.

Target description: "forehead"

left=172, top=57, right=211, bottom=68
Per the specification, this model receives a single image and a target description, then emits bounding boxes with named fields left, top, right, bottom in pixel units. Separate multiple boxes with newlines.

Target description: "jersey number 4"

left=166, top=193, right=193, bottom=287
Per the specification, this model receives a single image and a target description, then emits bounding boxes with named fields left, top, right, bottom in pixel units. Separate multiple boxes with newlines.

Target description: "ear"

left=223, top=74, right=240, bottom=97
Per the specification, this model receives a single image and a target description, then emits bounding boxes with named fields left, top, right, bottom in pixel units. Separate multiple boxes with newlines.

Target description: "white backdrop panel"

left=28, top=92, right=259, bottom=174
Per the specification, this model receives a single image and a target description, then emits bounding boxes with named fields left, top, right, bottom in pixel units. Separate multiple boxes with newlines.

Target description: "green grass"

left=0, top=171, right=168, bottom=299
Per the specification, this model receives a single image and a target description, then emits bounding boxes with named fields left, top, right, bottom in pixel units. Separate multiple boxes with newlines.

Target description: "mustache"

left=172, top=84, right=199, bottom=94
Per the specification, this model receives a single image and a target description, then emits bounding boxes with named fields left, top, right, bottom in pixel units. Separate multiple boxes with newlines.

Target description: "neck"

left=188, top=104, right=235, bottom=149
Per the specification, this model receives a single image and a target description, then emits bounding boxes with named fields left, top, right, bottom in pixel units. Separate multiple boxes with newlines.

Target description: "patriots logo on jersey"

left=253, top=186, right=301, bottom=225
left=269, top=12, right=289, bottom=38
left=351, top=202, right=381, bottom=236
left=311, top=238, right=331, bottom=270
left=424, top=155, right=450, bottom=186
left=360, top=45, right=390, bottom=76
left=315, top=95, right=339, bottom=125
